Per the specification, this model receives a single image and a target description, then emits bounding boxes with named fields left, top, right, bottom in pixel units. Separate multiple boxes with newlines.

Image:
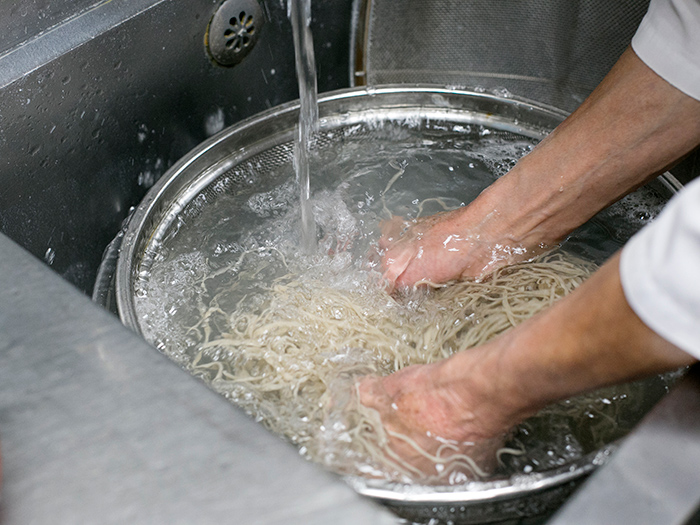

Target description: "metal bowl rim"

left=114, top=84, right=680, bottom=505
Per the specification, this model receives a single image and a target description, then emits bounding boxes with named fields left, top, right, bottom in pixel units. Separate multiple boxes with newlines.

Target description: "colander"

left=113, top=86, right=681, bottom=524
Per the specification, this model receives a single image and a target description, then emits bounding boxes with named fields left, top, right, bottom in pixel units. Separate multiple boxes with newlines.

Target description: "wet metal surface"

left=0, top=233, right=395, bottom=524
left=0, top=0, right=352, bottom=293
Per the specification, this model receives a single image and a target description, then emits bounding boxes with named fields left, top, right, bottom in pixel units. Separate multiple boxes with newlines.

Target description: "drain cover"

left=207, top=0, right=265, bottom=67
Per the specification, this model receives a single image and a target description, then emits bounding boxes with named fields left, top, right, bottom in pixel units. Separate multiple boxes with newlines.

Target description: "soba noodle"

left=184, top=250, right=595, bottom=483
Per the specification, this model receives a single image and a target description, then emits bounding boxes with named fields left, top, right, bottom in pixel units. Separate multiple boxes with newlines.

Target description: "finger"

left=381, top=247, right=414, bottom=289
left=356, top=375, right=388, bottom=407
left=378, top=216, right=409, bottom=250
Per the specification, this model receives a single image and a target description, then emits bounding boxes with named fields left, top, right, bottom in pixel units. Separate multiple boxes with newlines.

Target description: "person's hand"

left=360, top=252, right=697, bottom=485
left=379, top=193, right=547, bottom=289
left=357, top=361, right=508, bottom=483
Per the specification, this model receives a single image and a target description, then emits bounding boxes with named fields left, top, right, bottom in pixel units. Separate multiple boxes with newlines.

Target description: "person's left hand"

left=378, top=186, right=546, bottom=290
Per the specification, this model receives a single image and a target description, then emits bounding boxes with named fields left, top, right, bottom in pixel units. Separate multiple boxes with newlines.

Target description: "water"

left=289, top=0, right=318, bottom=253
left=135, top=131, right=514, bottom=353
left=131, top=124, right=674, bottom=483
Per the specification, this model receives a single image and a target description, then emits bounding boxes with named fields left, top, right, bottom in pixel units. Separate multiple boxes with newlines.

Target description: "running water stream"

left=289, top=0, right=318, bottom=253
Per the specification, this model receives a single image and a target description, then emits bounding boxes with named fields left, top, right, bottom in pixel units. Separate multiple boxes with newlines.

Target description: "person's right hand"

left=357, top=360, right=509, bottom=483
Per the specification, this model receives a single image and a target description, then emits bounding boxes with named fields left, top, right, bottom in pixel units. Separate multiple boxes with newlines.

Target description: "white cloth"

left=621, top=0, right=700, bottom=358
left=632, top=0, right=700, bottom=101
left=621, top=178, right=700, bottom=358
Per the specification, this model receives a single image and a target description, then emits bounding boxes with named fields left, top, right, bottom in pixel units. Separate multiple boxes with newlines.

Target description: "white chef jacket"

left=631, top=0, right=700, bottom=101
left=621, top=0, right=700, bottom=358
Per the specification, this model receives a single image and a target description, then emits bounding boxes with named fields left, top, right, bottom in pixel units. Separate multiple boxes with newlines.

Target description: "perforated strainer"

left=114, top=86, right=681, bottom=524
left=352, top=0, right=650, bottom=113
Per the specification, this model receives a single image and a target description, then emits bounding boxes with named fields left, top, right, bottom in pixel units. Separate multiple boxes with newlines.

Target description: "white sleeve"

left=622, top=0, right=700, bottom=359
left=631, top=0, right=700, bottom=101
left=620, top=177, right=700, bottom=359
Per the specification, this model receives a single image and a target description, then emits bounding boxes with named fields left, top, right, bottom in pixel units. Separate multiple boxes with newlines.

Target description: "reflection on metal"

left=0, top=0, right=168, bottom=89
left=349, top=0, right=371, bottom=86
left=207, top=0, right=265, bottom=67
left=0, top=0, right=103, bottom=54
left=548, top=365, right=700, bottom=525
left=0, top=232, right=395, bottom=524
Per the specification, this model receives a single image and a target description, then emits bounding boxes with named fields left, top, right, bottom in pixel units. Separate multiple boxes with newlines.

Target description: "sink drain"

left=207, top=0, right=265, bottom=67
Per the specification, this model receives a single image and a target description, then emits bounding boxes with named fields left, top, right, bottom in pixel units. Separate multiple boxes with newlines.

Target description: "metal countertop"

left=0, top=232, right=394, bottom=524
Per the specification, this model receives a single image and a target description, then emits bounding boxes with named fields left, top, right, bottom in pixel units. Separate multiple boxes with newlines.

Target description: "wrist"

left=432, top=341, right=539, bottom=440
left=471, top=164, right=573, bottom=251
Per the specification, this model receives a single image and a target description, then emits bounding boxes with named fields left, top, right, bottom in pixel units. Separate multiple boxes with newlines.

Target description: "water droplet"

left=44, top=247, right=56, bottom=265
left=204, top=107, right=225, bottom=136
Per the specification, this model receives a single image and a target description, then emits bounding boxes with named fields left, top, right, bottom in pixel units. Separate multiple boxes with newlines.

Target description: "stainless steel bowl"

left=114, top=86, right=681, bottom=524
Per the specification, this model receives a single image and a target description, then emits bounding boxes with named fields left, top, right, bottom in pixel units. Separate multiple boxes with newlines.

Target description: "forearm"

left=361, top=252, right=696, bottom=475
left=480, top=46, right=700, bottom=248
left=438, top=252, right=696, bottom=436
left=380, top=47, right=700, bottom=287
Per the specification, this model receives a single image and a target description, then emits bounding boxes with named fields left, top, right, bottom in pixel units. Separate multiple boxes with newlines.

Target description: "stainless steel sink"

left=0, top=0, right=352, bottom=294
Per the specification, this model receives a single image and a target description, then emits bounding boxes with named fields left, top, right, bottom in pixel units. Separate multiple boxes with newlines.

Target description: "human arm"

left=381, top=46, right=700, bottom=287
left=365, top=0, right=700, bottom=480
left=360, top=252, right=696, bottom=476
